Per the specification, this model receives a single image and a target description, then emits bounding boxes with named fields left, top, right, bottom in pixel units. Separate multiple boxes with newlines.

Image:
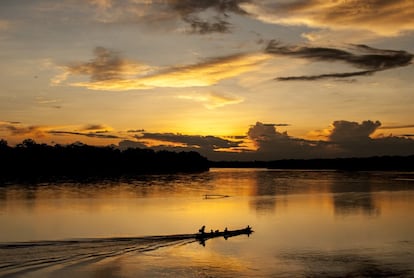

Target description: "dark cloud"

left=224, top=135, right=247, bottom=140
left=68, top=47, right=123, bottom=81
left=276, top=70, right=376, bottom=81
left=328, top=120, right=381, bottom=143
left=66, top=47, right=146, bottom=82
left=184, top=16, right=231, bottom=34
left=81, top=124, right=109, bottom=131
left=380, top=124, right=414, bottom=129
left=265, top=41, right=413, bottom=81
left=127, top=129, right=145, bottom=133
left=323, top=120, right=414, bottom=157
left=168, top=0, right=248, bottom=16
left=118, top=140, right=148, bottom=150
left=137, top=132, right=242, bottom=150
left=89, top=0, right=250, bottom=34
left=246, top=122, right=323, bottom=159
left=49, top=130, right=121, bottom=139
left=169, top=0, right=249, bottom=34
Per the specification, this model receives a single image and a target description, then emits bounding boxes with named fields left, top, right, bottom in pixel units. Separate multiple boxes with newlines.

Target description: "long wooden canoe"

left=195, top=226, right=253, bottom=244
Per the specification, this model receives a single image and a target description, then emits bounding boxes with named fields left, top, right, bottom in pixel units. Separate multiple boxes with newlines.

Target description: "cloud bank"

left=121, top=121, right=414, bottom=160
left=244, top=120, right=414, bottom=160
left=2, top=119, right=414, bottom=160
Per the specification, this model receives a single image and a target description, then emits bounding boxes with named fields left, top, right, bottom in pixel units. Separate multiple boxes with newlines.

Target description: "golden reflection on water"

left=0, top=170, right=413, bottom=243
left=1, top=170, right=414, bottom=277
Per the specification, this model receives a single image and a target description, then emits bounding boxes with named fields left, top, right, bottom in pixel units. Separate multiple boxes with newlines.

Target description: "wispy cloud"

left=379, top=124, right=414, bottom=129
left=48, top=130, right=122, bottom=139
left=48, top=123, right=119, bottom=139
left=0, top=121, right=121, bottom=141
left=34, top=97, right=62, bottom=109
left=241, top=0, right=414, bottom=36
left=0, top=122, right=51, bottom=138
left=265, top=42, right=413, bottom=81
left=127, top=129, right=145, bottom=133
left=55, top=48, right=269, bottom=91
left=177, top=91, right=244, bottom=109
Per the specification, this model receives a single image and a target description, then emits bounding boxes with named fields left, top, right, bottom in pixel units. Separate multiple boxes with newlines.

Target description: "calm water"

left=1, top=169, right=414, bottom=277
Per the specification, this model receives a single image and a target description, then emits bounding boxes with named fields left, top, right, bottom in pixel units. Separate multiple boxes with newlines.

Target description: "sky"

left=1, top=0, right=414, bottom=160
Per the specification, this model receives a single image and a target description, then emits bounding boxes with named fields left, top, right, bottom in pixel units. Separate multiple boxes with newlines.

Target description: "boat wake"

left=0, top=234, right=197, bottom=277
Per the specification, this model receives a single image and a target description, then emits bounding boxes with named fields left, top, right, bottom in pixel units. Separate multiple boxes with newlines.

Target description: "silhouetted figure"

left=224, top=227, right=228, bottom=233
left=198, top=225, right=206, bottom=234
left=246, top=225, right=252, bottom=237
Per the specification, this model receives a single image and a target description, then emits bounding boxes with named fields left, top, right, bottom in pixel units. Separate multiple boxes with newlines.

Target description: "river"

left=1, top=169, right=414, bottom=277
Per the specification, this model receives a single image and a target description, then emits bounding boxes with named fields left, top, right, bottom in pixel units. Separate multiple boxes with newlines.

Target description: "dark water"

left=1, top=169, right=413, bottom=277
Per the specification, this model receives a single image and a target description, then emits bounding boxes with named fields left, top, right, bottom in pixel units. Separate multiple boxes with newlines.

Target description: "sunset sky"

left=1, top=0, right=414, bottom=160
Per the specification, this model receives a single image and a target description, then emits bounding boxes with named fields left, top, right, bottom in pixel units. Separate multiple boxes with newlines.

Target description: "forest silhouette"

left=0, top=139, right=209, bottom=181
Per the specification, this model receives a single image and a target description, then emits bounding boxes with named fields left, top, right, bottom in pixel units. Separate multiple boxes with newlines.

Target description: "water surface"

left=1, top=169, right=413, bottom=277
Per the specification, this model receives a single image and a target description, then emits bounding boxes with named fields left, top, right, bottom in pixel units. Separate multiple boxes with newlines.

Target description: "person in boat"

left=198, top=225, right=206, bottom=234
left=224, top=227, right=228, bottom=233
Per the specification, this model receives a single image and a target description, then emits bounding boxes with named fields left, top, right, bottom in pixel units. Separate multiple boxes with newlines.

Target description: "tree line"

left=0, top=139, right=209, bottom=181
left=211, top=156, right=414, bottom=171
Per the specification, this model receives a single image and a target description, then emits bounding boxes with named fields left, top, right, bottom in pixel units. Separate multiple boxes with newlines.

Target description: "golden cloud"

left=139, top=53, right=269, bottom=87
left=60, top=52, right=270, bottom=91
left=242, top=0, right=414, bottom=36
left=0, top=123, right=53, bottom=138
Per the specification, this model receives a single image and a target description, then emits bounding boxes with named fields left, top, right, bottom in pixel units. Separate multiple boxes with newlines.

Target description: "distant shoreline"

left=1, top=139, right=413, bottom=183
left=209, top=155, right=414, bottom=171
